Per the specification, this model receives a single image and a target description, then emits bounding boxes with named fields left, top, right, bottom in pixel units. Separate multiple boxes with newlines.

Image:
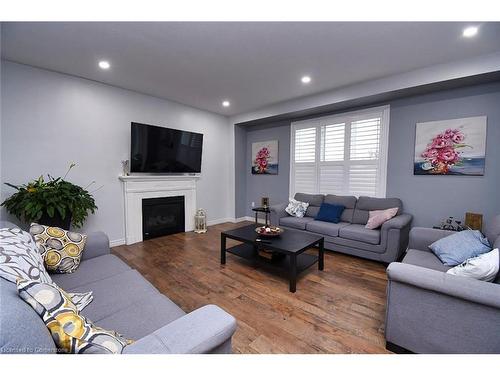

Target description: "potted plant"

left=1, top=163, right=98, bottom=230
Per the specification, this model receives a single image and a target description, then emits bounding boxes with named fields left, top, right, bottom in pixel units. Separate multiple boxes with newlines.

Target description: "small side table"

left=252, top=206, right=271, bottom=226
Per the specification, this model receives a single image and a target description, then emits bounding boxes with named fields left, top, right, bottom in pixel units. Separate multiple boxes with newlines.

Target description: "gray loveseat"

left=270, top=193, right=412, bottom=263
left=0, top=220, right=237, bottom=354
left=385, top=215, right=500, bottom=353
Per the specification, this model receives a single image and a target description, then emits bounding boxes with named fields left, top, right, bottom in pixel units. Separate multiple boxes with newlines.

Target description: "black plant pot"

left=39, top=211, right=72, bottom=230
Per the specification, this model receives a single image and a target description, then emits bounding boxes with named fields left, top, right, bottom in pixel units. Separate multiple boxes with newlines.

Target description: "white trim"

left=234, top=216, right=255, bottom=223
left=207, top=217, right=234, bottom=226
left=110, top=238, right=126, bottom=247
left=378, top=106, right=390, bottom=197
left=290, top=105, right=390, bottom=198
left=119, top=176, right=197, bottom=245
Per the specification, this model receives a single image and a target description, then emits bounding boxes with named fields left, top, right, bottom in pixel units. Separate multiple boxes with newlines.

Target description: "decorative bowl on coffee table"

left=255, top=226, right=284, bottom=237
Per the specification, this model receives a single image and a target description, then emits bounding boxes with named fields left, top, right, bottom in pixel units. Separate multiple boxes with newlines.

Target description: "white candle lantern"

left=194, top=208, right=207, bottom=233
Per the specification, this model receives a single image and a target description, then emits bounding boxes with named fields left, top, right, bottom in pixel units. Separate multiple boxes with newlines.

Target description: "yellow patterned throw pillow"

left=30, top=223, right=87, bottom=274
left=16, top=278, right=133, bottom=354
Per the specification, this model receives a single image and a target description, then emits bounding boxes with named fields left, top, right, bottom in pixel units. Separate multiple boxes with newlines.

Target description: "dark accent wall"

left=235, top=81, right=500, bottom=227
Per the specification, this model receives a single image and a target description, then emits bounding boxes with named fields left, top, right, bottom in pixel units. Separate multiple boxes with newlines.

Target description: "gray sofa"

left=385, top=215, right=500, bottom=353
left=270, top=193, right=413, bottom=263
left=0, top=220, right=237, bottom=354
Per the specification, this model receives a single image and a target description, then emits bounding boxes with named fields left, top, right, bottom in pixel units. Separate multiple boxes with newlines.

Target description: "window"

left=290, top=106, right=389, bottom=198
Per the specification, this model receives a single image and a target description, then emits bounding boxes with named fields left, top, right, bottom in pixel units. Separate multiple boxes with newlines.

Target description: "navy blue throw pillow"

left=315, top=203, right=345, bottom=224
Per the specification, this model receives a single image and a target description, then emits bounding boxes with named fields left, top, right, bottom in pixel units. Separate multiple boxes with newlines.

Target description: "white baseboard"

left=110, top=238, right=126, bottom=247
left=110, top=216, right=259, bottom=247
left=235, top=216, right=266, bottom=224
left=207, top=217, right=234, bottom=226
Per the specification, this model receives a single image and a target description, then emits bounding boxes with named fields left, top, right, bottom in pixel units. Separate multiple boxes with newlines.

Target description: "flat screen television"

left=130, top=122, right=203, bottom=174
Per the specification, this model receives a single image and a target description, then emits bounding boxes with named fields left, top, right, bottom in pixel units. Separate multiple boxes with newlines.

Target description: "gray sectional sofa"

left=385, top=215, right=500, bottom=353
left=0, top=220, right=237, bottom=354
left=270, top=193, right=413, bottom=263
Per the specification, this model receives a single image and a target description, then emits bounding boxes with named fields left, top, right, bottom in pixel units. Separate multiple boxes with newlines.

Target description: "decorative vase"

left=431, top=162, right=449, bottom=174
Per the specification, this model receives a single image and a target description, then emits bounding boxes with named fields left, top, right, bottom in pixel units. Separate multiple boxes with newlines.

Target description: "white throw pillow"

left=285, top=199, right=309, bottom=218
left=446, top=248, right=499, bottom=282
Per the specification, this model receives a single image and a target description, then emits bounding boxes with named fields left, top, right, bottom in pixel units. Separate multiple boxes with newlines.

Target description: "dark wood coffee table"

left=220, top=224, right=324, bottom=293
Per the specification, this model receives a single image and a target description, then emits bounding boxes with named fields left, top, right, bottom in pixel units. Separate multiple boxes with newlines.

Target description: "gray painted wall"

left=387, top=82, right=500, bottom=227
left=243, top=121, right=290, bottom=218
left=235, top=81, right=500, bottom=227
left=1, top=61, right=232, bottom=243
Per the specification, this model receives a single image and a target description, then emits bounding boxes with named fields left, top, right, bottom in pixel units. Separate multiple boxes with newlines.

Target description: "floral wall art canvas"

left=414, top=116, right=487, bottom=176
left=251, top=140, right=278, bottom=175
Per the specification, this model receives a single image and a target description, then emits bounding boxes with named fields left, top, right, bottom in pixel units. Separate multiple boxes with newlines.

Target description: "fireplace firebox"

left=142, top=196, right=185, bottom=240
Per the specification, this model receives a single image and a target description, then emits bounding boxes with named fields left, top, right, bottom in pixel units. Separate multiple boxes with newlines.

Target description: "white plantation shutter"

left=294, top=127, right=316, bottom=162
left=292, top=127, right=317, bottom=194
left=291, top=106, right=389, bottom=198
left=350, top=118, right=381, bottom=160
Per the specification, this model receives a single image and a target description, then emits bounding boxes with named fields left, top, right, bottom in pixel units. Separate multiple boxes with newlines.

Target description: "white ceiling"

left=2, top=22, right=500, bottom=116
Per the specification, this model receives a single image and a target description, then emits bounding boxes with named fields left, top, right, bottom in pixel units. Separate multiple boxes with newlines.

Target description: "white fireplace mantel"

left=119, top=175, right=199, bottom=245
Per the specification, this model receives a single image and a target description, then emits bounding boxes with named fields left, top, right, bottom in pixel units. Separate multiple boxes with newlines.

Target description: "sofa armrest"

left=82, top=231, right=111, bottom=261
left=269, top=203, right=288, bottom=226
left=378, top=214, right=412, bottom=262
left=123, top=305, right=237, bottom=354
left=408, top=227, right=453, bottom=252
left=387, top=262, right=500, bottom=309
left=382, top=213, right=412, bottom=230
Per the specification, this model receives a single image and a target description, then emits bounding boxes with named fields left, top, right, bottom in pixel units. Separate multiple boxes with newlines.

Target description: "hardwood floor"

left=112, top=221, right=390, bottom=354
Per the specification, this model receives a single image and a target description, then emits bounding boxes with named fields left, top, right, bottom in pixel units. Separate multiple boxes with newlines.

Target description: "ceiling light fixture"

left=222, top=100, right=230, bottom=107
left=301, top=75, right=312, bottom=84
left=98, top=60, right=111, bottom=69
left=462, top=26, right=478, bottom=38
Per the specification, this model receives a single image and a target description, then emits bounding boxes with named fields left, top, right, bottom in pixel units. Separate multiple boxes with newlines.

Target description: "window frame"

left=289, top=105, right=390, bottom=198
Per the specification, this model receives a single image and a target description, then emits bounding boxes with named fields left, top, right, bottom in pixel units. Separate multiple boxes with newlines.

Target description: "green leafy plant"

left=1, top=163, right=98, bottom=228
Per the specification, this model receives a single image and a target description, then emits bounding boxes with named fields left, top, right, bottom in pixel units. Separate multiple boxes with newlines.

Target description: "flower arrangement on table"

left=420, top=128, right=471, bottom=174
left=253, top=147, right=271, bottom=174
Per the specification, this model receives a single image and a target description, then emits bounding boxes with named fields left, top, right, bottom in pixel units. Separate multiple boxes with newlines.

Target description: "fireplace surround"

left=119, top=175, right=198, bottom=244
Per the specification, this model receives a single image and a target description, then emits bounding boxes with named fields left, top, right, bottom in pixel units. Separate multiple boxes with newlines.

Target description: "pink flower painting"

left=419, top=128, right=468, bottom=174
left=414, top=117, right=487, bottom=176
left=252, top=141, right=278, bottom=175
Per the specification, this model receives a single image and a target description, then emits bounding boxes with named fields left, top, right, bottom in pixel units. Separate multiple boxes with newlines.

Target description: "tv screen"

left=130, top=122, right=203, bottom=174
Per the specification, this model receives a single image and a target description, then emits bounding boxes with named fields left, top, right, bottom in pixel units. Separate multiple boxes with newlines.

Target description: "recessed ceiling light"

left=98, top=60, right=111, bottom=69
left=301, top=75, right=312, bottom=84
left=222, top=100, right=230, bottom=107
left=463, top=26, right=478, bottom=38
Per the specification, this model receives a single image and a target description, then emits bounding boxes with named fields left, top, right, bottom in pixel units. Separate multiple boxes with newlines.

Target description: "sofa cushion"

left=279, top=216, right=315, bottom=230
left=16, top=278, right=132, bottom=354
left=285, top=198, right=309, bottom=218
left=94, top=293, right=186, bottom=340
left=0, top=227, right=53, bottom=284
left=428, top=230, right=491, bottom=266
left=0, top=278, right=56, bottom=354
left=339, top=224, right=381, bottom=245
left=315, top=203, right=345, bottom=223
left=306, top=221, right=350, bottom=237
left=365, top=207, right=399, bottom=229
left=484, top=214, right=500, bottom=248
left=29, top=223, right=87, bottom=274
left=352, top=196, right=402, bottom=225
left=324, top=195, right=357, bottom=223
left=294, top=193, right=325, bottom=217
left=447, top=248, right=500, bottom=282
left=402, top=249, right=450, bottom=272
left=67, top=270, right=160, bottom=322
left=52, top=254, right=131, bottom=290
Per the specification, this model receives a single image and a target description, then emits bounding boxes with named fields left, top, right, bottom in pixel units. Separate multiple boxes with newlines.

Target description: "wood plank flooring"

left=112, top=221, right=390, bottom=354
